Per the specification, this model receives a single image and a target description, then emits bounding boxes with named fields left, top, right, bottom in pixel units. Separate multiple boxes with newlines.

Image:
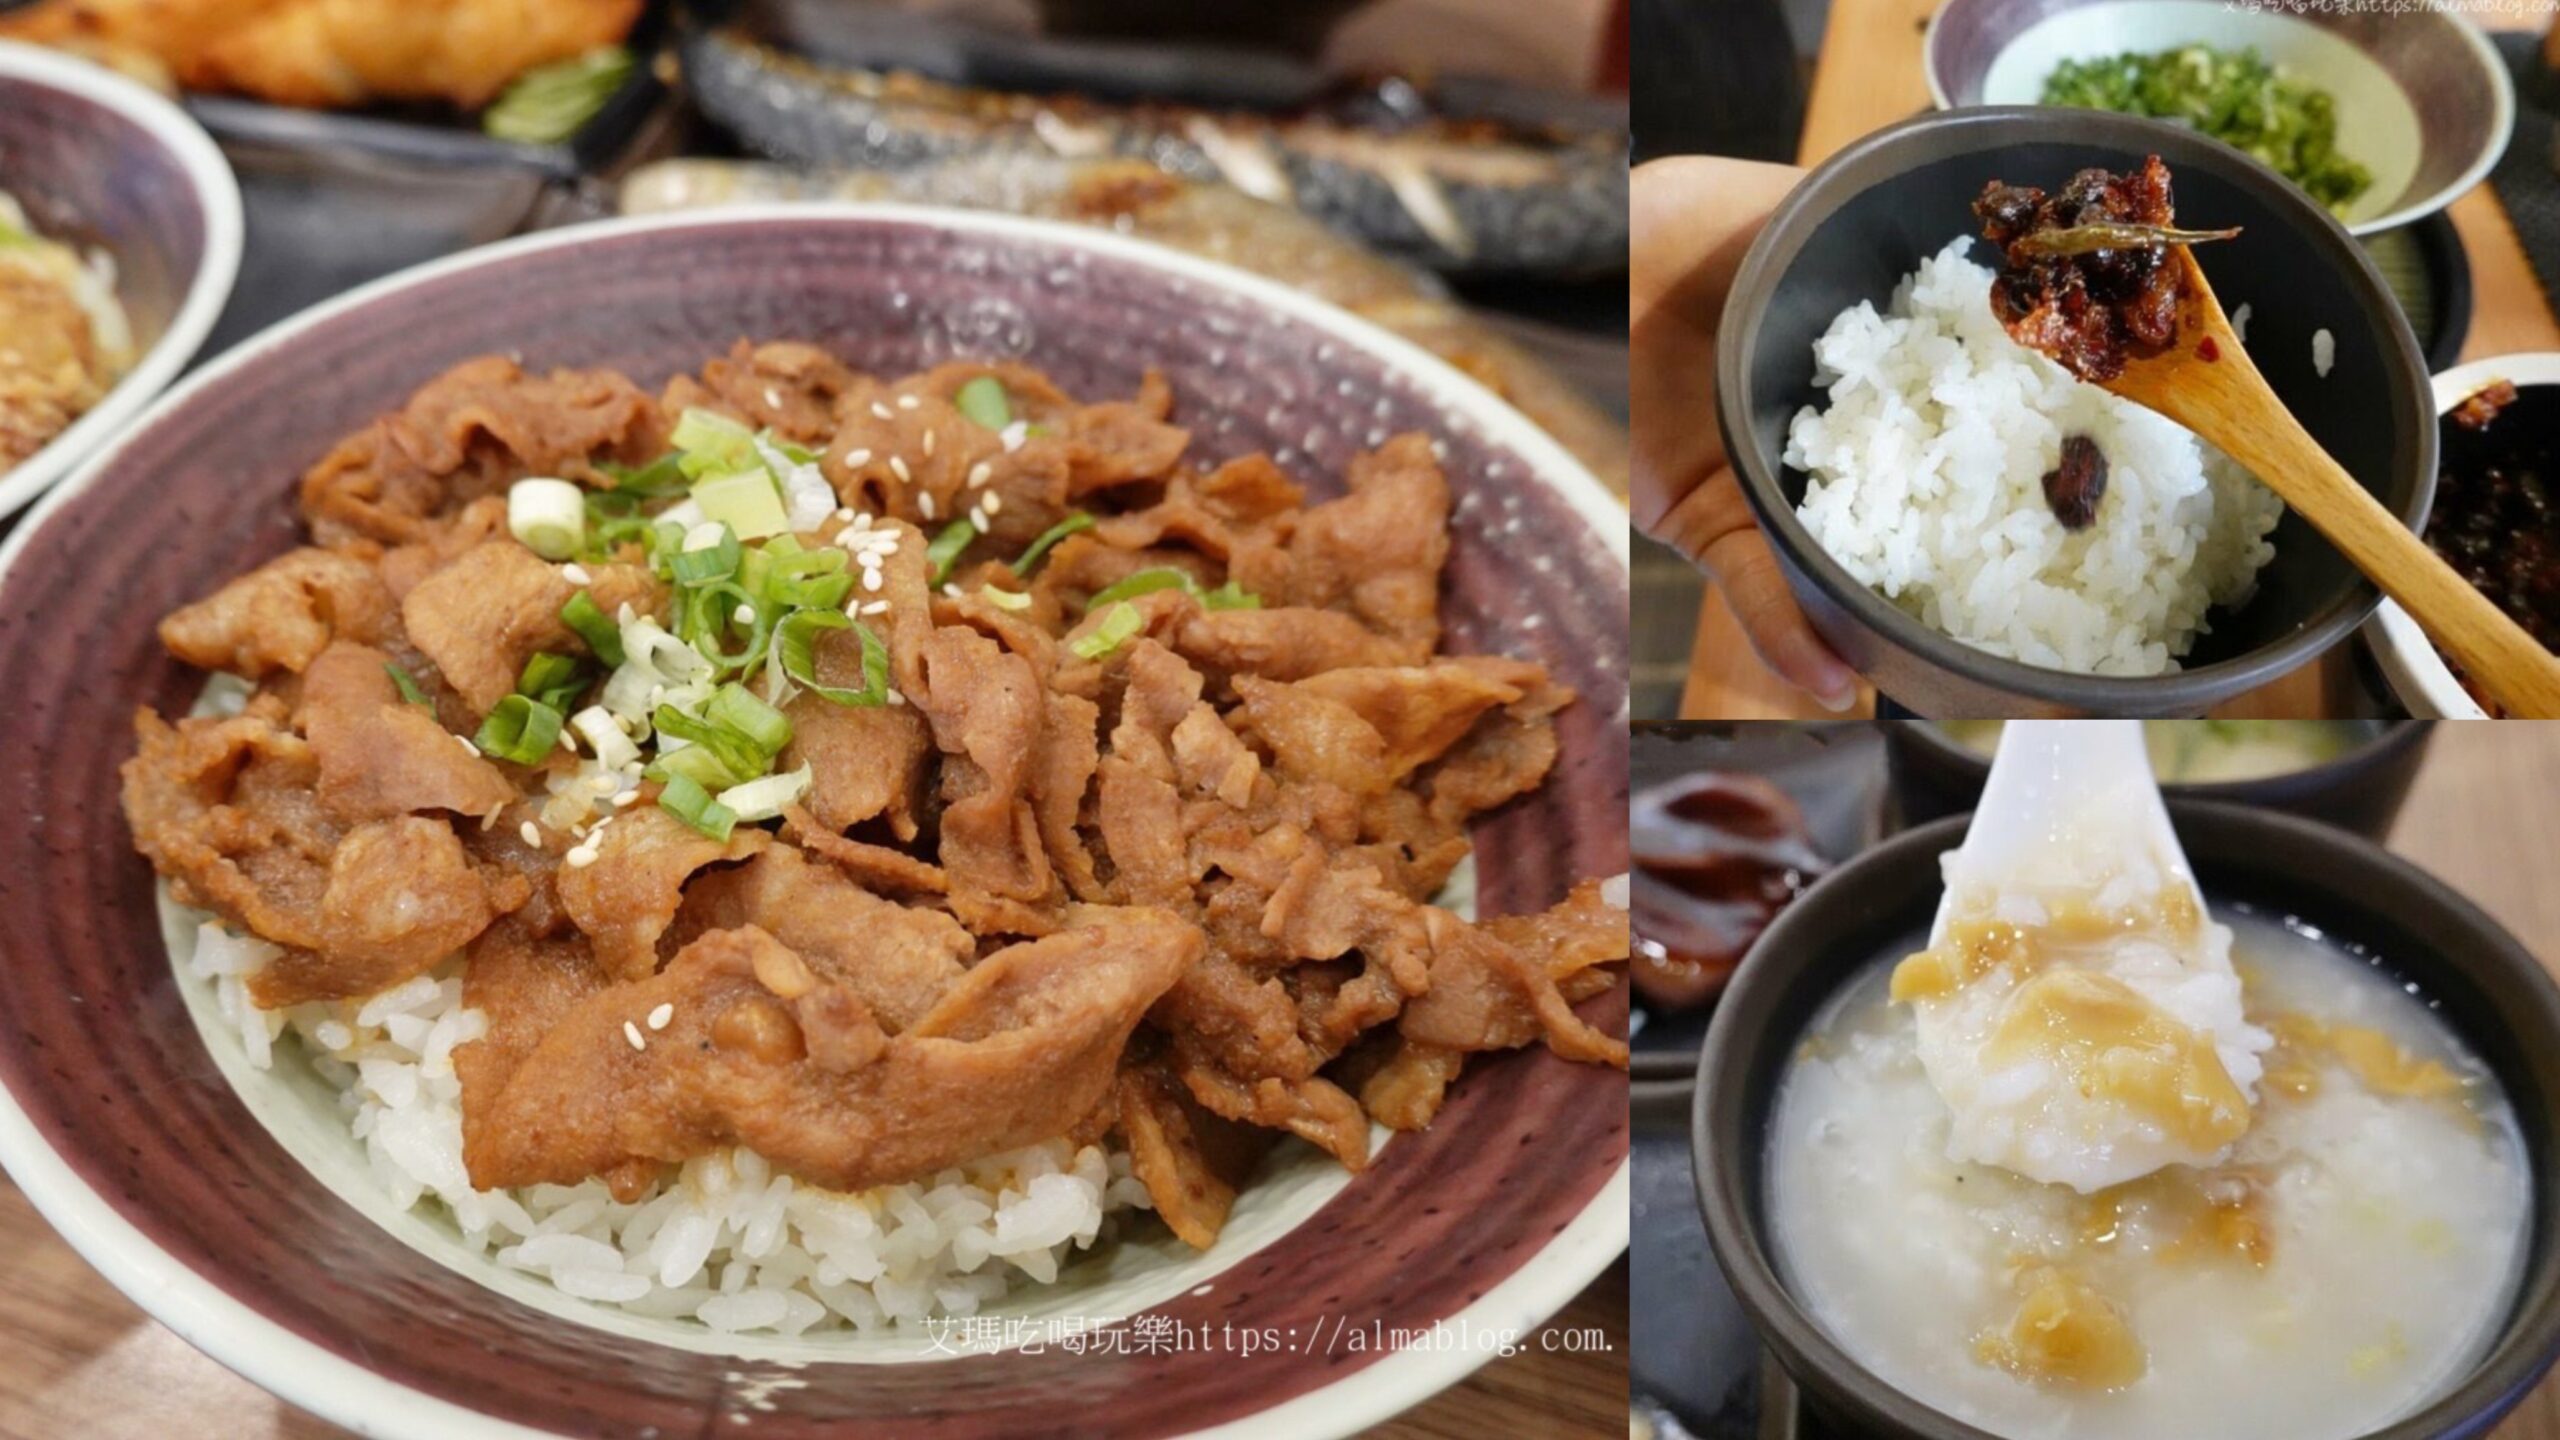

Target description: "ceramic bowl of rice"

left=0, top=42, right=241, bottom=517
left=0, top=210, right=1628, bottom=1439
left=1715, top=107, right=2434, bottom=717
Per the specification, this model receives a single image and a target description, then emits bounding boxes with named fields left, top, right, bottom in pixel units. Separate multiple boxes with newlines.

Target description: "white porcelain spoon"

left=1928, top=718, right=2202, bottom=948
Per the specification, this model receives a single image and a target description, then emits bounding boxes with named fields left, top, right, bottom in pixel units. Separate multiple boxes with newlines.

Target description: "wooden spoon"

left=2104, top=246, right=2560, bottom=718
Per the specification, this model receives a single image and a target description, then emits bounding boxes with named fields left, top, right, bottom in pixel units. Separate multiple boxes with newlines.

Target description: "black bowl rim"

left=1691, top=800, right=2560, bottom=1440
left=1714, top=105, right=2437, bottom=713
left=1896, top=716, right=2434, bottom=797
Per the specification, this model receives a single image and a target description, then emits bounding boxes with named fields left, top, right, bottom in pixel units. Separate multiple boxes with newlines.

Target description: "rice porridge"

left=1768, top=911, right=2528, bottom=1439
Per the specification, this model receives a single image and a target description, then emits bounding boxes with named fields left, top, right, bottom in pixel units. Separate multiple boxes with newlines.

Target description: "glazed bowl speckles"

left=0, top=207, right=1630, bottom=1440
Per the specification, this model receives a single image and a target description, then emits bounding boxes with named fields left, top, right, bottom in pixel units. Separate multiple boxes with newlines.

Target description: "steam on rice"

left=1785, top=239, right=2283, bottom=675
left=188, top=919, right=1152, bottom=1334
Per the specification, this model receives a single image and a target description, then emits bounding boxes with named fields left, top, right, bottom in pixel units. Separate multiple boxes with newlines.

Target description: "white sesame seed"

left=833, top=527, right=861, bottom=549
left=967, top=506, right=989, bottom=531
left=834, top=506, right=855, bottom=523
left=862, top=569, right=884, bottom=592
left=847, top=449, right=873, bottom=467
left=982, top=492, right=1002, bottom=516
left=456, top=735, right=480, bottom=756
left=561, top=562, right=593, bottom=585
left=591, top=774, right=617, bottom=793
left=519, top=820, right=541, bottom=847
left=611, top=789, right=640, bottom=807
left=967, top=462, right=993, bottom=489
left=859, top=599, right=891, bottom=616
left=764, top=386, right=783, bottom=408
left=873, top=537, right=899, bottom=555
left=999, top=421, right=1027, bottom=452
left=897, top=394, right=920, bottom=411
left=918, top=492, right=937, bottom=520
left=940, top=583, right=961, bottom=598
left=856, top=550, right=883, bottom=571
left=732, top=603, right=755, bottom=625
left=567, top=845, right=599, bottom=869
left=871, top=402, right=894, bottom=421
left=647, top=1003, right=674, bottom=1031
left=886, top=689, right=906, bottom=706
left=850, top=511, right=873, bottom=530
left=921, top=430, right=936, bottom=457
left=889, top=456, right=911, bottom=483
left=557, top=729, right=577, bottom=754
left=624, top=1020, right=646, bottom=1051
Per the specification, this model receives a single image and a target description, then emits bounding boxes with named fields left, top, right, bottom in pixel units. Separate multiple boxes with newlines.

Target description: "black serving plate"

left=1630, top=723, right=1885, bottom=1085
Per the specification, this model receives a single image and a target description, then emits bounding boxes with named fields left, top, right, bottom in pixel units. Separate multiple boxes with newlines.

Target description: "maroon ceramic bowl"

left=0, top=207, right=1630, bottom=1439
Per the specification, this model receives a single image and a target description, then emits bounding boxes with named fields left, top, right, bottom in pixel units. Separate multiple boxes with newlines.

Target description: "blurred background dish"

left=0, top=39, right=238, bottom=517
left=1887, top=719, right=2435, bottom=840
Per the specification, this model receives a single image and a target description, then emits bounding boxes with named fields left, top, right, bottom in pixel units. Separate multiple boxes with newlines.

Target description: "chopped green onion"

left=1087, top=567, right=1198, bottom=609
left=384, top=662, right=433, bottom=709
left=474, top=694, right=565, bottom=765
left=705, top=683, right=793, bottom=755
left=690, top=470, right=792, bottom=542
left=1069, top=601, right=1145, bottom=661
left=649, top=706, right=769, bottom=789
left=718, top=764, right=813, bottom=824
left=926, top=519, right=978, bottom=586
left=560, top=590, right=626, bottom=667
left=954, top=375, right=1013, bottom=430
left=1010, top=511, right=1093, bottom=574
left=518, top=651, right=580, bottom=700
left=671, top=408, right=759, bottom=479
left=649, top=742, right=741, bottom=793
left=569, top=704, right=641, bottom=771
left=774, top=571, right=853, bottom=610
left=657, top=771, right=738, bottom=842
left=1201, top=579, right=1261, bottom=611
left=981, top=586, right=1032, bottom=611
left=1084, top=567, right=1262, bottom=613
left=669, top=525, right=743, bottom=587
left=597, top=452, right=689, bottom=498
left=483, top=45, right=632, bottom=146
left=776, top=610, right=891, bottom=706
left=507, top=477, right=586, bottom=560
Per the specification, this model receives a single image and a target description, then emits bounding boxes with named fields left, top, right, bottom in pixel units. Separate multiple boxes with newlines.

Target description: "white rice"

left=2312, top=327, right=2335, bottom=378
left=187, top=920, right=1152, bottom=1334
left=1786, top=239, right=2284, bottom=675
left=0, top=190, right=132, bottom=368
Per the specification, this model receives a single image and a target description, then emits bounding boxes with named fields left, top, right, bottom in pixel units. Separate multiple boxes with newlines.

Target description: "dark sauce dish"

left=1886, top=719, right=2434, bottom=842
left=1715, top=107, right=2435, bottom=717
left=1693, top=802, right=2560, bottom=1440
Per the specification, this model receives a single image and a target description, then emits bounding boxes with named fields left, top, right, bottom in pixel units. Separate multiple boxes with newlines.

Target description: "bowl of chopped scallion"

left=1927, top=0, right=2511, bottom=235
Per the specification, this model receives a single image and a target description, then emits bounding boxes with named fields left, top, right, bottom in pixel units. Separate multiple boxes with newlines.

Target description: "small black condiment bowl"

left=1716, top=107, right=2436, bottom=717
left=1886, top=720, right=2435, bottom=842
left=1693, top=802, right=2560, bottom=1440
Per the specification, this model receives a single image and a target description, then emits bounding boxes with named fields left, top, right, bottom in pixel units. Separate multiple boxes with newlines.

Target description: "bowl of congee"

left=1693, top=724, right=2560, bottom=1440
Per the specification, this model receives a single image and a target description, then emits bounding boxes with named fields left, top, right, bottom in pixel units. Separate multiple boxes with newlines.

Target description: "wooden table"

left=0, top=1186, right=1623, bottom=1439
left=1679, top=0, right=2560, bottom=719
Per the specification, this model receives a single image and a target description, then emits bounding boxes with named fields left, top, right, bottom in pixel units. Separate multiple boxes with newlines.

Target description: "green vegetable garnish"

left=775, top=609, right=892, bottom=707
left=560, top=590, right=626, bottom=667
left=1085, top=566, right=1262, bottom=613
left=2010, top=222, right=2243, bottom=259
left=475, top=694, right=565, bottom=765
left=1069, top=601, right=1146, bottom=661
left=2041, top=45, right=2372, bottom=212
left=517, top=652, right=587, bottom=712
left=656, top=771, right=738, bottom=842
left=1010, top=511, right=1093, bottom=574
left=954, top=376, right=1013, bottom=430
left=483, top=46, right=633, bottom=146
left=384, top=662, right=434, bottom=709
left=926, top=519, right=978, bottom=586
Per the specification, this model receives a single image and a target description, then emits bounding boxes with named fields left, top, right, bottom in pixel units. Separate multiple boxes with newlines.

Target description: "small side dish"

left=1630, top=774, right=1825, bottom=1014
left=0, top=190, right=132, bottom=473
left=2041, top=45, right=2372, bottom=214
left=1936, top=719, right=2360, bottom=784
left=119, top=341, right=1628, bottom=1333
left=2426, top=377, right=2558, bottom=714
